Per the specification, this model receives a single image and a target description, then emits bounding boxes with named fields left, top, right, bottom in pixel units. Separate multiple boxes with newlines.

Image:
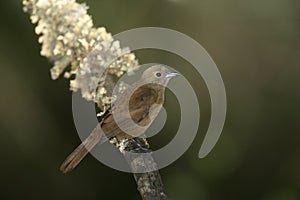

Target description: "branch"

left=23, top=0, right=168, bottom=199
left=113, top=138, right=168, bottom=200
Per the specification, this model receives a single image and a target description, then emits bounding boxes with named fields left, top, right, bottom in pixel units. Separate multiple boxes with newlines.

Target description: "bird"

left=60, top=65, right=179, bottom=173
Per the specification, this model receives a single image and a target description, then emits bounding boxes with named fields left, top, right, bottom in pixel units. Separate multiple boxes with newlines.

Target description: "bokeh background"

left=0, top=0, right=299, bottom=199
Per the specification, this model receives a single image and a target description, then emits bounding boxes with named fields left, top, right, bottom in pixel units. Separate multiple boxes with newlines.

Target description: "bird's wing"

left=101, top=86, right=160, bottom=138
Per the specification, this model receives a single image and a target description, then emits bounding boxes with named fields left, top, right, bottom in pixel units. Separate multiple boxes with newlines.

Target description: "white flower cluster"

left=23, top=0, right=139, bottom=110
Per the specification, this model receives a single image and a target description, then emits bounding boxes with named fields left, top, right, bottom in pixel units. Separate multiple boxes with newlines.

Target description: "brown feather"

left=60, top=65, right=174, bottom=173
left=60, top=124, right=103, bottom=173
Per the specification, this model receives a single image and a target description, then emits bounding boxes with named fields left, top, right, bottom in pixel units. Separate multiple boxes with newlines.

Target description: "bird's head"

left=140, top=65, right=179, bottom=87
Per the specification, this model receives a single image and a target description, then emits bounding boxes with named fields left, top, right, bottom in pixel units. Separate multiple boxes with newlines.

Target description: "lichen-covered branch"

left=121, top=138, right=168, bottom=200
left=23, top=0, right=168, bottom=199
left=23, top=0, right=139, bottom=110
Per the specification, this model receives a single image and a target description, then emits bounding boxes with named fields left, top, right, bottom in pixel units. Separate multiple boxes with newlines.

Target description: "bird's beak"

left=166, top=72, right=180, bottom=78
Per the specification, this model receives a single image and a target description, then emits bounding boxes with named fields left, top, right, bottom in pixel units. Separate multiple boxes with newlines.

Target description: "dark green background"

left=0, top=0, right=299, bottom=199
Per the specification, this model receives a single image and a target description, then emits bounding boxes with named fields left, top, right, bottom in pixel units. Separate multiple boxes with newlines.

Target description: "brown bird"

left=60, top=65, right=179, bottom=173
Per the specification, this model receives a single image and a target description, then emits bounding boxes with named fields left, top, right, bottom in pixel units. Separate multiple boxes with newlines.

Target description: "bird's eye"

left=155, top=72, right=162, bottom=77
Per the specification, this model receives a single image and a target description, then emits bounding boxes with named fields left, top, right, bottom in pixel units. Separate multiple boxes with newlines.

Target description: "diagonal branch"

left=23, top=0, right=168, bottom=199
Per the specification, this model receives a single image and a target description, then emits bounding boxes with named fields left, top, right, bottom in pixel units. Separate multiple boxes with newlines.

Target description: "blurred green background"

left=0, top=0, right=299, bottom=199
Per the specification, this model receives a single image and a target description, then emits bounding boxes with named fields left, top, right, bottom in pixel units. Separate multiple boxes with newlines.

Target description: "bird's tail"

left=60, top=124, right=103, bottom=173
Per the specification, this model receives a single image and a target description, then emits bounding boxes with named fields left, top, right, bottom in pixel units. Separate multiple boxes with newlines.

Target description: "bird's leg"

left=129, top=138, right=151, bottom=152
